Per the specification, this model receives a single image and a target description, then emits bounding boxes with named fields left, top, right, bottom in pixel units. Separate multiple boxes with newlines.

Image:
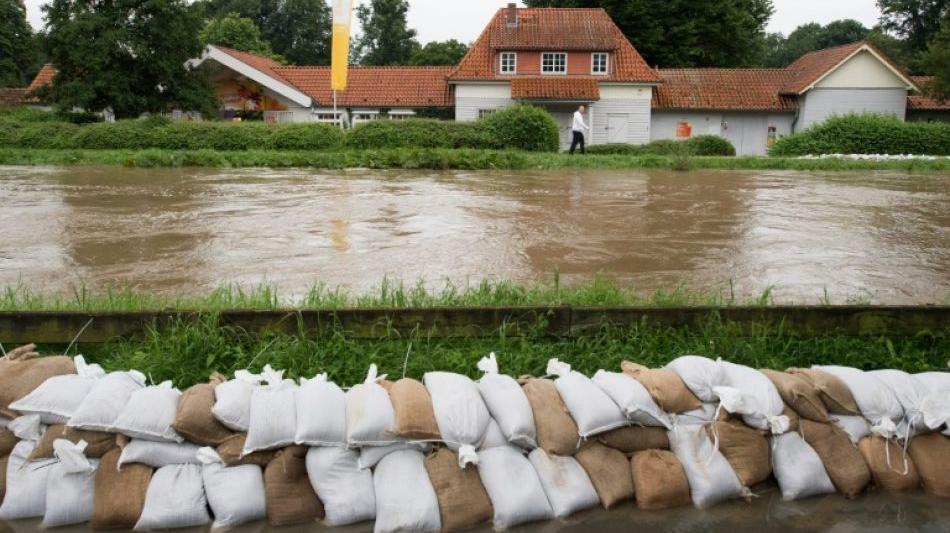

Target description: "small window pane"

left=592, top=53, right=608, bottom=74
left=478, top=109, right=496, bottom=119
left=500, top=53, right=517, bottom=74
left=542, top=53, right=566, bottom=74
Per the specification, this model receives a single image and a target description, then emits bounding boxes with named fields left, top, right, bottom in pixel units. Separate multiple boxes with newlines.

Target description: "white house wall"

left=814, top=50, right=909, bottom=89
left=797, top=88, right=907, bottom=131
left=591, top=85, right=652, bottom=145
left=651, top=111, right=794, bottom=156
left=455, top=83, right=513, bottom=121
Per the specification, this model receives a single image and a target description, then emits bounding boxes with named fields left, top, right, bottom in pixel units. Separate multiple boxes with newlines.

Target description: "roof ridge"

left=274, top=65, right=453, bottom=70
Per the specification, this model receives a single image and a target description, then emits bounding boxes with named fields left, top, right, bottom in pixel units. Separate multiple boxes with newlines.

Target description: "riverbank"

left=2, top=147, right=949, bottom=171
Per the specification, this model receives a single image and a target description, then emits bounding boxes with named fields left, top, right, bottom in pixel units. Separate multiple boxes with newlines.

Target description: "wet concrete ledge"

left=0, top=306, right=948, bottom=344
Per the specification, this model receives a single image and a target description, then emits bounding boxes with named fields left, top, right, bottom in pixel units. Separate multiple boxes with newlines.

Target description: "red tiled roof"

left=781, top=41, right=915, bottom=94
left=0, top=88, right=28, bottom=107
left=213, top=46, right=289, bottom=83
left=654, top=69, right=799, bottom=111
left=511, top=77, right=600, bottom=100
left=27, top=64, right=56, bottom=95
left=907, top=76, right=950, bottom=110
left=451, top=8, right=659, bottom=83
left=274, top=66, right=454, bottom=107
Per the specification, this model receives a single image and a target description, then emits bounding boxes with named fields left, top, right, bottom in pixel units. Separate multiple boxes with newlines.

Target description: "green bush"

left=585, top=143, right=645, bottom=155
left=686, top=135, right=736, bottom=156
left=346, top=119, right=489, bottom=150
left=4, top=122, right=80, bottom=148
left=0, top=107, right=61, bottom=123
left=70, top=121, right=159, bottom=149
left=481, top=104, right=560, bottom=152
left=770, top=114, right=950, bottom=156
left=586, top=135, right=736, bottom=157
left=265, top=123, right=345, bottom=150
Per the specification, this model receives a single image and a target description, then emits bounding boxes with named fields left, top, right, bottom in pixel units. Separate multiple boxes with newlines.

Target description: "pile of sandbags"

left=1, top=346, right=949, bottom=532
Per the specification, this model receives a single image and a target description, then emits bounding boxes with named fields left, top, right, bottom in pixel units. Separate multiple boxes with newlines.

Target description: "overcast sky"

left=24, top=0, right=882, bottom=44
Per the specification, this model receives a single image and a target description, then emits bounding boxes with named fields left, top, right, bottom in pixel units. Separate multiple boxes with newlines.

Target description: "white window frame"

left=541, top=52, right=567, bottom=75
left=477, top=109, right=497, bottom=119
left=500, top=52, right=517, bottom=74
left=388, top=109, right=416, bottom=120
left=591, top=53, right=609, bottom=75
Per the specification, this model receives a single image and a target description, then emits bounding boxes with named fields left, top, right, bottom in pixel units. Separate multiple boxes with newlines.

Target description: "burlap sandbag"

left=705, top=420, right=771, bottom=487
left=425, top=447, right=493, bottom=532
left=630, top=450, right=691, bottom=510
left=217, top=432, right=279, bottom=467
left=0, top=454, right=7, bottom=505
left=760, top=369, right=829, bottom=422
left=907, top=433, right=950, bottom=498
left=620, top=361, right=702, bottom=414
left=597, top=426, right=669, bottom=453
left=783, top=405, right=800, bottom=433
left=787, top=368, right=860, bottom=416
left=858, top=436, right=920, bottom=492
left=28, top=424, right=116, bottom=460
left=170, top=373, right=234, bottom=446
left=91, top=447, right=153, bottom=529
left=390, top=378, right=442, bottom=440
left=575, top=442, right=634, bottom=509
left=522, top=378, right=579, bottom=456
left=264, top=445, right=325, bottom=526
left=0, top=427, right=15, bottom=457
left=800, top=419, right=870, bottom=498
left=0, top=349, right=76, bottom=418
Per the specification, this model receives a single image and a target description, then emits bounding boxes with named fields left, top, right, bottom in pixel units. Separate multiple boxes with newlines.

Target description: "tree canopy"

left=354, top=0, right=421, bottom=66
left=877, top=0, right=949, bottom=54
left=408, top=40, right=469, bottom=66
left=920, top=16, right=950, bottom=100
left=0, top=0, right=39, bottom=87
left=200, top=13, right=278, bottom=58
left=761, top=20, right=872, bottom=68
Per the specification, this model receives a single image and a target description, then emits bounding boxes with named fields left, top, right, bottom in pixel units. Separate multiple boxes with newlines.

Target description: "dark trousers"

left=569, top=131, right=585, bottom=154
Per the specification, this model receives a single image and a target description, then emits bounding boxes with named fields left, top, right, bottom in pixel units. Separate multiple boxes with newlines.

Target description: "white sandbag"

left=358, top=441, right=430, bottom=470
left=110, top=381, right=183, bottom=443
left=134, top=464, right=211, bottom=530
left=7, top=414, right=45, bottom=441
left=346, top=364, right=397, bottom=447
left=42, top=439, right=99, bottom=528
left=295, top=373, right=346, bottom=446
left=479, top=418, right=508, bottom=450
left=672, top=403, right=718, bottom=426
left=592, top=369, right=671, bottom=428
left=212, top=369, right=262, bottom=432
left=527, top=449, right=599, bottom=518
left=424, top=371, right=491, bottom=466
left=870, top=369, right=946, bottom=437
left=830, top=414, right=871, bottom=444
left=242, top=366, right=297, bottom=455
left=477, top=446, right=553, bottom=530
left=0, top=440, right=58, bottom=519
left=715, top=361, right=789, bottom=434
left=916, top=372, right=950, bottom=392
left=770, top=432, right=836, bottom=500
left=547, top=359, right=626, bottom=438
left=118, top=439, right=202, bottom=468
left=68, top=370, right=147, bottom=432
left=915, top=372, right=950, bottom=434
left=197, top=447, right=266, bottom=529
left=666, top=355, right=725, bottom=403
left=0, top=415, right=10, bottom=428
left=372, top=449, right=441, bottom=533
left=10, top=355, right=105, bottom=424
left=813, top=365, right=904, bottom=437
left=668, top=424, right=743, bottom=507
left=476, top=353, right=538, bottom=448
left=306, top=446, right=376, bottom=526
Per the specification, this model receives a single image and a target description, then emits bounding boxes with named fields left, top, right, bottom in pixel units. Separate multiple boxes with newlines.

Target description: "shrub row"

left=585, top=135, right=736, bottom=157
left=769, top=114, right=950, bottom=156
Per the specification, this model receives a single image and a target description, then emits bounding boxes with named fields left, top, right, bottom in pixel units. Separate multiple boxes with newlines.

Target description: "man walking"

left=570, top=105, right=590, bottom=155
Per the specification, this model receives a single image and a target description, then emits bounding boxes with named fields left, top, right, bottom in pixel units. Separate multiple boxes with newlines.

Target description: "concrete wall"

left=797, top=88, right=907, bottom=131
left=454, top=83, right=514, bottom=121
left=651, top=111, right=794, bottom=156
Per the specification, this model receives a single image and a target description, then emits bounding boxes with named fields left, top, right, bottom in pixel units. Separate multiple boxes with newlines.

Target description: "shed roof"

left=654, top=69, right=799, bottom=111
left=275, top=66, right=454, bottom=107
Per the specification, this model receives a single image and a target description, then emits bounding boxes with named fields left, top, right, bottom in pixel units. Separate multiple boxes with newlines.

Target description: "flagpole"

left=333, top=90, right=338, bottom=128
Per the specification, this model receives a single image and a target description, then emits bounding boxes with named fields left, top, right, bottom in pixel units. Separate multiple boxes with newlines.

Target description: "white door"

left=551, top=112, right=573, bottom=149
left=607, top=114, right=629, bottom=143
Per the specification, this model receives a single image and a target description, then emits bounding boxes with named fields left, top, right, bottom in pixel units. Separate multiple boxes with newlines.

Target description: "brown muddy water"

left=1, top=166, right=948, bottom=304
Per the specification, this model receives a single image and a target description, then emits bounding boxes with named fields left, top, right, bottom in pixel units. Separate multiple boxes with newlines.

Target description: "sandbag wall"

left=1, top=343, right=950, bottom=531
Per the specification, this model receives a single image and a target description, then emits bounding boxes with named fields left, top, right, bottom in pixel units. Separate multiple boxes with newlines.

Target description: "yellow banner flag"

left=331, top=0, right=355, bottom=92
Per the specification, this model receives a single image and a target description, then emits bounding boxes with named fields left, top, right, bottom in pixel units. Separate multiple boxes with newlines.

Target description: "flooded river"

left=1, top=166, right=948, bottom=303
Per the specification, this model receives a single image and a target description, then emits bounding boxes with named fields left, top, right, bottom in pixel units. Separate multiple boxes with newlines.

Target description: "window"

left=500, top=52, right=517, bottom=74
left=591, top=53, right=608, bottom=75
left=541, top=52, right=567, bottom=74
left=478, top=109, right=497, bottom=119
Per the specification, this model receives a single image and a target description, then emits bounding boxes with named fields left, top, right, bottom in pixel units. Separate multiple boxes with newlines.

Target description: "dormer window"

left=592, top=53, right=609, bottom=75
left=500, top=52, right=517, bottom=74
left=542, top=52, right=567, bottom=74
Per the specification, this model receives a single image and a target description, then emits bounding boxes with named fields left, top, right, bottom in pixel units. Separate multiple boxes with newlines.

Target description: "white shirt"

left=572, top=111, right=589, bottom=132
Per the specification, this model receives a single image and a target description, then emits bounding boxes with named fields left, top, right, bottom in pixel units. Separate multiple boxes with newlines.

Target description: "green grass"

left=1, top=147, right=948, bottom=171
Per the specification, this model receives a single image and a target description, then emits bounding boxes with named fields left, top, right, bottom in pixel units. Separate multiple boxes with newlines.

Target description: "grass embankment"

left=2, top=147, right=948, bottom=171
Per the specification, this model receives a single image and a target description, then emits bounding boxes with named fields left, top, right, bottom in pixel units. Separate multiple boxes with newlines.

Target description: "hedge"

left=481, top=104, right=560, bottom=152
left=769, top=114, right=950, bottom=156
left=585, top=135, right=736, bottom=157
left=346, top=119, right=489, bottom=150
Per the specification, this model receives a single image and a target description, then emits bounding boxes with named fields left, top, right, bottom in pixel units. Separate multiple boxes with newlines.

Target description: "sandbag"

left=858, top=436, right=920, bottom=491
left=212, top=368, right=262, bottom=432
left=305, top=446, right=375, bottom=526
left=264, top=445, right=324, bottom=526
left=346, top=364, right=397, bottom=447
left=68, top=370, right=147, bottom=432
left=813, top=365, right=904, bottom=437
left=668, top=424, right=743, bottom=508
left=359, top=441, right=431, bottom=470
left=799, top=419, right=870, bottom=498
left=134, top=463, right=210, bottom=530
left=390, top=378, right=442, bottom=440
left=424, top=447, right=493, bottom=532
left=528, top=448, right=599, bottom=518
left=478, top=418, right=508, bottom=450
left=521, top=377, right=579, bottom=456
left=621, top=361, right=702, bottom=413
left=546, top=359, right=627, bottom=439
left=597, top=425, right=670, bottom=453
left=870, top=369, right=943, bottom=437
left=170, top=374, right=234, bottom=446
left=831, top=414, right=871, bottom=444
left=630, top=449, right=692, bottom=510
left=787, top=368, right=860, bottom=416
left=476, top=353, right=537, bottom=448
left=477, top=446, right=553, bottom=530
left=197, top=447, right=266, bottom=529
left=295, top=373, right=346, bottom=446
left=243, top=366, right=298, bottom=455
left=7, top=413, right=44, bottom=441
left=216, top=432, right=278, bottom=467
left=760, top=369, right=829, bottom=422
left=0, top=440, right=57, bottom=519
left=42, top=439, right=99, bottom=527
left=0, top=351, right=76, bottom=418
left=770, top=432, right=836, bottom=500
left=118, top=439, right=201, bottom=468
left=715, top=361, right=789, bottom=434
left=90, top=447, right=152, bottom=529
left=111, top=380, right=183, bottom=443
left=706, top=419, right=771, bottom=488
left=666, top=355, right=725, bottom=403
left=28, top=424, right=115, bottom=460
left=574, top=442, right=634, bottom=509
left=907, top=433, right=950, bottom=498
left=592, top=370, right=671, bottom=428
left=374, top=449, right=441, bottom=533
left=9, top=355, right=104, bottom=424
left=0, top=455, right=6, bottom=505
left=0, top=427, right=15, bottom=457
left=424, top=371, right=491, bottom=466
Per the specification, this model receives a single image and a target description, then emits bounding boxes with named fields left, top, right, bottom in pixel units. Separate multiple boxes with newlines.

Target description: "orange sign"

left=676, top=121, right=692, bottom=138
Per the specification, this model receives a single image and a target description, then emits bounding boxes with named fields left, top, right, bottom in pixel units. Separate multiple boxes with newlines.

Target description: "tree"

left=354, top=0, right=420, bottom=66
left=921, top=17, right=950, bottom=99
left=760, top=20, right=871, bottom=68
left=0, top=0, right=38, bottom=87
left=409, top=40, right=469, bottom=66
left=42, top=0, right=218, bottom=118
left=523, top=0, right=774, bottom=68
left=877, top=0, right=949, bottom=54
left=200, top=13, right=277, bottom=57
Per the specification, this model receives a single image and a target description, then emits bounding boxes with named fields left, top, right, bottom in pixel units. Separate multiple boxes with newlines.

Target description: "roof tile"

left=274, top=66, right=454, bottom=107
left=907, top=76, right=950, bottom=110
left=511, top=77, right=600, bottom=100
left=654, top=69, right=799, bottom=111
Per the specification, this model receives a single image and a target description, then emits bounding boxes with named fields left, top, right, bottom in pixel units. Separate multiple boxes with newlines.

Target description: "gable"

left=815, top=50, right=910, bottom=89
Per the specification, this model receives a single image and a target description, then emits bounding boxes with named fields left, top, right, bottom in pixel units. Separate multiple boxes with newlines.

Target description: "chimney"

left=505, top=3, right=518, bottom=28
